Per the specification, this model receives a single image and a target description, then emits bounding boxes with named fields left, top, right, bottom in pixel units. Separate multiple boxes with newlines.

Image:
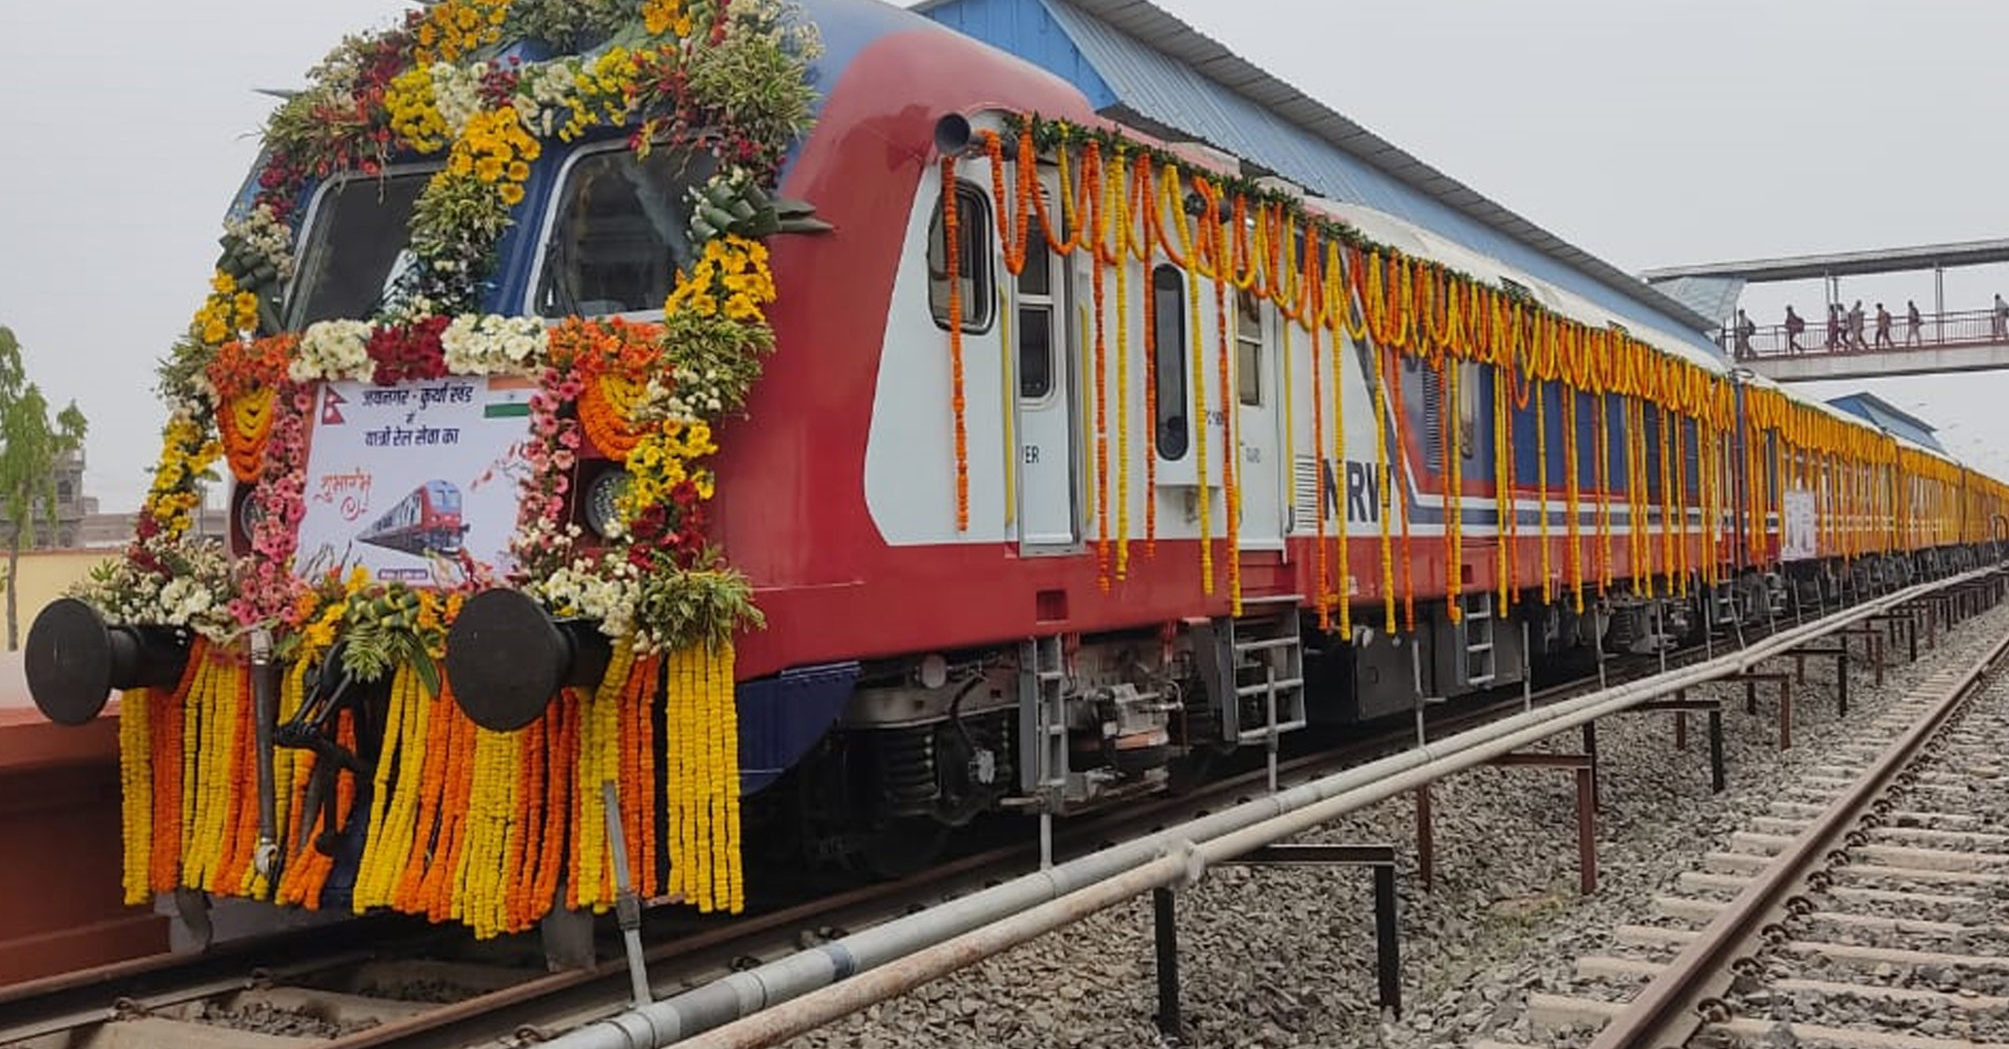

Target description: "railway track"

left=1491, top=598, right=2009, bottom=1049
left=0, top=580, right=1975, bottom=1049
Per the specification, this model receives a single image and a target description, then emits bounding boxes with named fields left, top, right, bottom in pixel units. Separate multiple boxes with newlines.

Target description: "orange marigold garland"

left=942, top=156, right=970, bottom=532
left=1206, top=186, right=1241, bottom=615
left=1088, top=143, right=1111, bottom=590
left=1112, top=150, right=1134, bottom=580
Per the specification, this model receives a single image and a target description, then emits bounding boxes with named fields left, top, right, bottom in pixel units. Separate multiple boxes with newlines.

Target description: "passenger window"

left=536, top=148, right=716, bottom=317
left=929, top=180, right=994, bottom=332
left=1236, top=290, right=1262, bottom=406
left=1152, top=265, right=1188, bottom=460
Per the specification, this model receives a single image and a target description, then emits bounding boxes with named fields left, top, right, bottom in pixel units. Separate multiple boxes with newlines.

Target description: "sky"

left=4, top=0, right=2009, bottom=511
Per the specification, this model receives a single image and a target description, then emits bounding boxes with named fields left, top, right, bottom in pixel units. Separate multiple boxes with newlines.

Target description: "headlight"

left=583, top=467, right=631, bottom=539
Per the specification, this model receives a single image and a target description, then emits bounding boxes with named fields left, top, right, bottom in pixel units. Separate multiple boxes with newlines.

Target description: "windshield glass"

left=536, top=147, right=716, bottom=317
left=288, top=171, right=431, bottom=327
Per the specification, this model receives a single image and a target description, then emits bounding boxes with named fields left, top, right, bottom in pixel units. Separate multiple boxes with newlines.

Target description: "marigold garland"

left=1444, top=359, right=1463, bottom=623
left=1373, top=345, right=1396, bottom=634
left=941, top=156, right=970, bottom=532
left=1310, top=284, right=1330, bottom=631
left=1111, top=151, right=1133, bottom=580
left=1205, top=186, right=1241, bottom=615
left=1088, top=143, right=1112, bottom=590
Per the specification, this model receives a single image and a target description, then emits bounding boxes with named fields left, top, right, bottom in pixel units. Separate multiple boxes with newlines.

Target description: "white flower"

left=442, top=314, right=548, bottom=376
left=295, top=319, right=375, bottom=383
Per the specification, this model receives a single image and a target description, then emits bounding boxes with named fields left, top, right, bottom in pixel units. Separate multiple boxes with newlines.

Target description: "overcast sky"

left=5, top=0, right=2009, bottom=511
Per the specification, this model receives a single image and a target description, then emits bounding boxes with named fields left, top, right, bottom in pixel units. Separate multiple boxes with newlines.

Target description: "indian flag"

left=484, top=375, right=535, bottom=418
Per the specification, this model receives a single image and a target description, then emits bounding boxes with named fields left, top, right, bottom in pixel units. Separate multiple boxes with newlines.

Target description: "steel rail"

left=552, top=567, right=2002, bottom=1049
left=1585, top=594, right=2009, bottom=1049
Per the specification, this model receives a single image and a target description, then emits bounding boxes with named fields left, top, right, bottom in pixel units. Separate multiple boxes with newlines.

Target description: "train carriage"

left=22, top=0, right=2009, bottom=943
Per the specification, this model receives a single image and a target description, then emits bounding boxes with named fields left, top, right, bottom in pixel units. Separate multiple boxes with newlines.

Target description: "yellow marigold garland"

left=118, top=689, right=153, bottom=906
left=1536, top=380, right=1551, bottom=605
left=1373, top=345, right=1396, bottom=633
left=1329, top=287, right=1350, bottom=637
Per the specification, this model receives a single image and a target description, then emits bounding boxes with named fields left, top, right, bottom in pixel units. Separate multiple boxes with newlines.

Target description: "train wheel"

left=859, top=817, right=949, bottom=880
left=1164, top=747, right=1218, bottom=795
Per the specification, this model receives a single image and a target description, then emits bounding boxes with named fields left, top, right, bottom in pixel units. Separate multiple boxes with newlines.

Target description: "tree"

left=0, top=326, right=89, bottom=650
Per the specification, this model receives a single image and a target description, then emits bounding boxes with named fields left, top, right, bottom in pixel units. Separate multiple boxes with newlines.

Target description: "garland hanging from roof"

left=977, top=113, right=2006, bottom=616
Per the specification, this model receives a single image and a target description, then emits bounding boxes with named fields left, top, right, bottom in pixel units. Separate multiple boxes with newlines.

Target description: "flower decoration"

left=93, top=0, right=824, bottom=934
left=440, top=314, right=545, bottom=375
left=664, top=235, right=777, bottom=324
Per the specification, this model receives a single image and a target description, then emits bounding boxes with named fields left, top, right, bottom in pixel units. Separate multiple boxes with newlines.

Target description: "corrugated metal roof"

left=915, top=0, right=1720, bottom=350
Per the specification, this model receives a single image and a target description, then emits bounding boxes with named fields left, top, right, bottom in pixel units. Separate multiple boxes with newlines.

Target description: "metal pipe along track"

left=546, top=568, right=2003, bottom=1049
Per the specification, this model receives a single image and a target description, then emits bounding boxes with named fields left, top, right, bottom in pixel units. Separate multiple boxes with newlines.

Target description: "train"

left=357, top=481, right=468, bottom=558
left=23, top=0, right=2009, bottom=942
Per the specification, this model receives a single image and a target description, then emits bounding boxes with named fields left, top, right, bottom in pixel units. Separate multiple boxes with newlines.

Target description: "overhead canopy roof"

left=1648, top=275, right=1747, bottom=329
left=1824, top=392, right=1945, bottom=454
left=915, top=0, right=1722, bottom=352
left=1642, top=238, right=2009, bottom=284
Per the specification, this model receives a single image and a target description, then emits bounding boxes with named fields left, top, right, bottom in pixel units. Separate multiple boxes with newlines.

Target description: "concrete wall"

left=4, top=548, right=116, bottom=646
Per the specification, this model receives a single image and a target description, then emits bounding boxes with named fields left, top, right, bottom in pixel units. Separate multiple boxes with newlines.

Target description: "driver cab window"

left=537, top=147, right=716, bottom=317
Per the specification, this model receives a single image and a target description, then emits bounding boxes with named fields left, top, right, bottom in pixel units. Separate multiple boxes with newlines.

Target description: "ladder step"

left=1237, top=720, right=1309, bottom=742
left=1466, top=642, right=1494, bottom=653
left=1467, top=674, right=1497, bottom=686
left=1235, top=678, right=1305, bottom=697
left=1234, top=637, right=1300, bottom=653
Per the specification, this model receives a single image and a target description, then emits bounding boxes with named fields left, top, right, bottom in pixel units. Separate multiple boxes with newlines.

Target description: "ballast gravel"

left=190, top=1000, right=380, bottom=1038
left=779, top=598, right=2009, bottom=1049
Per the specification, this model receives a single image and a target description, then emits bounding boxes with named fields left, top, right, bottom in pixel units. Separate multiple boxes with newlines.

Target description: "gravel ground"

left=189, top=1000, right=381, bottom=1038
left=780, top=598, right=2009, bottom=1049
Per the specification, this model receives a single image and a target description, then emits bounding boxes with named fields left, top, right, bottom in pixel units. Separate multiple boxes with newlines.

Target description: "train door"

left=1234, top=290, right=1285, bottom=550
left=1015, top=165, right=1079, bottom=550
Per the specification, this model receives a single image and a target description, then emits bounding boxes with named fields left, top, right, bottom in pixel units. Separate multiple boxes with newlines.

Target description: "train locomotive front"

left=21, top=0, right=2009, bottom=948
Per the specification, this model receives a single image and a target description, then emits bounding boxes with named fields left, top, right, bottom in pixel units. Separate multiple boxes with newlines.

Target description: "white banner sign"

left=293, top=376, right=535, bottom=588
left=1781, top=488, right=1817, bottom=562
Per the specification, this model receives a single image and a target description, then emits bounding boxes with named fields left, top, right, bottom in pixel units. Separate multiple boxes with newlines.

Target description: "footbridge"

left=1643, top=238, right=2009, bottom=383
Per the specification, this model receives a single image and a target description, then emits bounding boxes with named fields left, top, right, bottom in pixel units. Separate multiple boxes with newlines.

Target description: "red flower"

left=366, top=316, right=451, bottom=385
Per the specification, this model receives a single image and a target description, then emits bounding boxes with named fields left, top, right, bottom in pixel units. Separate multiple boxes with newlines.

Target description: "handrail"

left=1724, top=306, right=2009, bottom=360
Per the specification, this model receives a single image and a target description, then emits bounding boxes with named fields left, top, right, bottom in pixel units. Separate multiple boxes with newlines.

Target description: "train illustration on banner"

left=356, top=481, right=469, bottom=559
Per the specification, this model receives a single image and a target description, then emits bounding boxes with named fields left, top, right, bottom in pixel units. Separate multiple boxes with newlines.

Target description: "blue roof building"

left=1824, top=392, right=1945, bottom=453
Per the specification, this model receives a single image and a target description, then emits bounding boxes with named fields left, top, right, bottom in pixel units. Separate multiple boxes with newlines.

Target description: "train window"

left=1152, top=265, right=1189, bottom=461
left=1458, top=361, right=1478, bottom=460
left=1017, top=306, right=1054, bottom=399
left=1236, top=290, right=1262, bottom=406
left=289, top=170, right=431, bottom=328
left=929, top=180, right=994, bottom=333
left=536, top=147, right=716, bottom=317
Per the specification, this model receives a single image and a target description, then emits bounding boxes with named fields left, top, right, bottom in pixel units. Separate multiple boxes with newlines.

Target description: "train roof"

left=1747, top=371, right=1958, bottom=465
left=915, top=0, right=1723, bottom=355
left=1302, top=197, right=1729, bottom=375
